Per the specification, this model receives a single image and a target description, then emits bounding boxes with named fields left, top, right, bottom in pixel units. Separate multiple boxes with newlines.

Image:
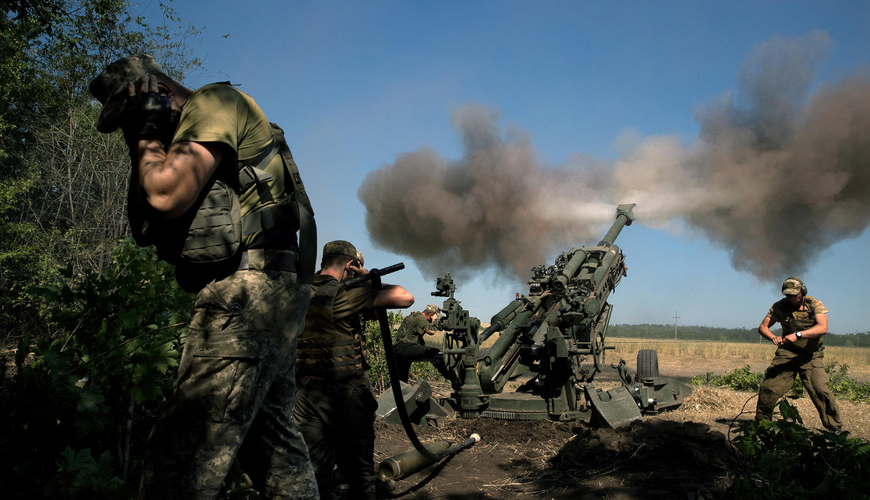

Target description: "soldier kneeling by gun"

left=393, top=305, right=457, bottom=385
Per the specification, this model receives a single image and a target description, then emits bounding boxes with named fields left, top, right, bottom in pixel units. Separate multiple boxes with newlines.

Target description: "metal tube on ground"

left=377, top=434, right=481, bottom=481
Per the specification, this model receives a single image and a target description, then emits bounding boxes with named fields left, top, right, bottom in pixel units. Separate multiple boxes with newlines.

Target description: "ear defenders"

left=782, top=276, right=808, bottom=296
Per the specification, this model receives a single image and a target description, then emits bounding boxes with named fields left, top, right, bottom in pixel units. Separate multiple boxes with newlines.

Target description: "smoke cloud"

left=358, top=31, right=870, bottom=283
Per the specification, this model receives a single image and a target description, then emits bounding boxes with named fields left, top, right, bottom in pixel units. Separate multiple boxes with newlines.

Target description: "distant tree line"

left=608, top=323, right=870, bottom=347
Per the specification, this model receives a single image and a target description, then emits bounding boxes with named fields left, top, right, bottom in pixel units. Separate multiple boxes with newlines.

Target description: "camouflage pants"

left=755, top=348, right=842, bottom=431
left=293, top=377, right=379, bottom=500
left=138, top=267, right=318, bottom=500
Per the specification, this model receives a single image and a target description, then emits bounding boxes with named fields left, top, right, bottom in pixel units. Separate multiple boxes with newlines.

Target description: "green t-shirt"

left=173, top=83, right=292, bottom=244
left=396, top=311, right=430, bottom=345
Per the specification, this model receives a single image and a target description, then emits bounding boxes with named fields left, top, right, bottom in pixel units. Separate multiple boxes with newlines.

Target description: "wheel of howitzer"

left=441, top=331, right=465, bottom=380
left=636, top=349, right=659, bottom=380
left=591, top=330, right=606, bottom=374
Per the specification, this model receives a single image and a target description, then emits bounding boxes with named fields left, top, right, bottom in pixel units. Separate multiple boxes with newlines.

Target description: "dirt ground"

left=372, top=354, right=870, bottom=499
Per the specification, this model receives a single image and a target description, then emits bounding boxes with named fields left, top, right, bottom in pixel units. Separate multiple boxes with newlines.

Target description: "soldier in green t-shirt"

left=393, top=304, right=457, bottom=384
left=90, top=55, right=318, bottom=499
left=293, top=240, right=413, bottom=500
left=755, top=277, right=842, bottom=431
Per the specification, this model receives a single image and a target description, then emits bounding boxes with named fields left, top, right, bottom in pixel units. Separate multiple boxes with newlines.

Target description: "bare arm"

left=348, top=264, right=414, bottom=309
left=127, top=75, right=222, bottom=219
left=372, top=285, right=414, bottom=309
left=758, top=316, right=784, bottom=346
left=136, top=139, right=222, bottom=218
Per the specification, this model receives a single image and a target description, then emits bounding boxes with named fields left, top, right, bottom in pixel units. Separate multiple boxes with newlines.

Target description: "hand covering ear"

left=120, top=76, right=180, bottom=155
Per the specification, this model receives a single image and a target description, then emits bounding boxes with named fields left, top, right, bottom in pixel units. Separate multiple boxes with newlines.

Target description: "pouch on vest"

left=128, top=175, right=243, bottom=292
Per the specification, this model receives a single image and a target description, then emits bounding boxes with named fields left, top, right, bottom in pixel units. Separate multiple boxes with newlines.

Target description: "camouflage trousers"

left=293, top=377, right=379, bottom=500
left=138, top=266, right=318, bottom=500
left=755, top=348, right=842, bottom=431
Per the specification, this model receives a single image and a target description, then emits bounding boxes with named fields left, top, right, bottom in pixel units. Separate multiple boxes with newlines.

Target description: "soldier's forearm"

left=795, top=327, right=826, bottom=338
left=758, top=325, right=777, bottom=342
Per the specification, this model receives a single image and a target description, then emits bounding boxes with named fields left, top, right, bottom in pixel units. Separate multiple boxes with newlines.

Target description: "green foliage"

left=609, top=323, right=762, bottom=342
left=0, top=238, right=193, bottom=498
left=693, top=365, right=769, bottom=392
left=0, top=0, right=205, bottom=341
left=727, top=400, right=870, bottom=498
left=694, top=363, right=870, bottom=403
left=825, top=362, right=870, bottom=403
left=363, top=311, right=442, bottom=393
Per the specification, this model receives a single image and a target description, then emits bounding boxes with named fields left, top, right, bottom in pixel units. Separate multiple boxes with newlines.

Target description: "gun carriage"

left=403, top=204, right=689, bottom=428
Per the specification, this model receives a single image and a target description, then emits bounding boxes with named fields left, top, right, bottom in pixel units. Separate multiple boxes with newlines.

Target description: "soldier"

left=393, top=304, right=457, bottom=384
left=755, top=277, right=842, bottom=432
left=90, top=55, right=318, bottom=499
left=293, top=241, right=413, bottom=499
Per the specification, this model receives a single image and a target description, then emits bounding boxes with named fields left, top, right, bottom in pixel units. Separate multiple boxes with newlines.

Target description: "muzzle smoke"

left=358, top=31, right=870, bottom=283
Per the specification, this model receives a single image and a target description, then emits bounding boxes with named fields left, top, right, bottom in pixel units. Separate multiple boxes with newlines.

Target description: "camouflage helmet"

left=88, top=54, right=166, bottom=133
left=782, top=276, right=807, bottom=296
left=323, top=240, right=360, bottom=263
left=424, top=304, right=441, bottom=316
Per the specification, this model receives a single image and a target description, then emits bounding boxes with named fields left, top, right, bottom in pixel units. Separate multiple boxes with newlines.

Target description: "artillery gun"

left=400, top=204, right=690, bottom=428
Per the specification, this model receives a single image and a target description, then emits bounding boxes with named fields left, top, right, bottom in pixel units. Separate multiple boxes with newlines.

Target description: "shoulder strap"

left=236, top=123, right=317, bottom=284
left=270, top=123, right=316, bottom=284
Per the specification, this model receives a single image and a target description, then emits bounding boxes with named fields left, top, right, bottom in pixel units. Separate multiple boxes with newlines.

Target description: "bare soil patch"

left=373, top=354, right=870, bottom=499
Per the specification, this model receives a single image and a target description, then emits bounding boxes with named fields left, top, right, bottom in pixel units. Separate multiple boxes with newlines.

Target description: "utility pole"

left=674, top=311, right=680, bottom=340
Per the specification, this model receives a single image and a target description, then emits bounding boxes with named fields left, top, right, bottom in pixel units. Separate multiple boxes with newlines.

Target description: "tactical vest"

left=296, top=280, right=367, bottom=381
left=128, top=121, right=316, bottom=293
left=780, top=296, right=824, bottom=354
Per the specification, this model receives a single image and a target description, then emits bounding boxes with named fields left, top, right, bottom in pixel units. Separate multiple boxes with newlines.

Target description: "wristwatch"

left=796, top=331, right=803, bottom=338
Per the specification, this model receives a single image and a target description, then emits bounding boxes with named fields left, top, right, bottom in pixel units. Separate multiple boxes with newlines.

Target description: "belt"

left=237, top=248, right=298, bottom=272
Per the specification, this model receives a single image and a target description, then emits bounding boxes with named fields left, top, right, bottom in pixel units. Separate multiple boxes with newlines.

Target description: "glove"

left=120, top=91, right=180, bottom=155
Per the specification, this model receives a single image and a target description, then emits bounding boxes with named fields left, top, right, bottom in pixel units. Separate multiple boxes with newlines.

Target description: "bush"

left=0, top=238, right=193, bottom=499
left=825, top=362, right=870, bottom=403
left=727, top=400, right=870, bottom=498
left=693, top=365, right=770, bottom=392
left=694, top=362, right=870, bottom=403
left=363, top=312, right=441, bottom=393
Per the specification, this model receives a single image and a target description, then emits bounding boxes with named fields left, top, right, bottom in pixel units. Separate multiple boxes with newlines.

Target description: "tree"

left=0, top=0, right=202, bottom=341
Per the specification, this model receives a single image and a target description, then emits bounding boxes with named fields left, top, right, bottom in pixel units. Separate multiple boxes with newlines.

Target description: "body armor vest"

left=296, top=279, right=366, bottom=381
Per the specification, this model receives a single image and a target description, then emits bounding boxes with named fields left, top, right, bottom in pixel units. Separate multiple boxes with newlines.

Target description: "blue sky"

left=158, top=1, right=870, bottom=333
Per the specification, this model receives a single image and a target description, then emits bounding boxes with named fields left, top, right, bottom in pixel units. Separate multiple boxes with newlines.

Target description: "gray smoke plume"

left=359, top=31, right=870, bottom=283
left=357, top=103, right=614, bottom=280
left=615, top=30, right=870, bottom=280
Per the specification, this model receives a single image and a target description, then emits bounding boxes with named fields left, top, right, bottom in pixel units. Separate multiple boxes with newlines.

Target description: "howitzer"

left=384, top=204, right=690, bottom=428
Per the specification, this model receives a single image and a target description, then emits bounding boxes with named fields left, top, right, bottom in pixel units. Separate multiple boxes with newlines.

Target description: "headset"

left=782, top=276, right=807, bottom=296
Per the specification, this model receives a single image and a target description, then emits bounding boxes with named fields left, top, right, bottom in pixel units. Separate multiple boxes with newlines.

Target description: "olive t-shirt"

left=396, top=311, right=430, bottom=345
left=173, top=83, right=292, bottom=243
left=311, top=274, right=378, bottom=328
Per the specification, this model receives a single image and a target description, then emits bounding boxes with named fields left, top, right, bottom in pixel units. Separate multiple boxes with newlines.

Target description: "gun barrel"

left=597, top=203, right=636, bottom=248
left=344, top=262, right=404, bottom=290
left=479, top=299, right=524, bottom=342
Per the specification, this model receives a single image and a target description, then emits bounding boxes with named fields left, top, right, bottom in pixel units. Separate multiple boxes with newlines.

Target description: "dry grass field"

left=429, top=331, right=870, bottom=381
left=605, top=337, right=870, bottom=382
left=607, top=337, right=870, bottom=367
